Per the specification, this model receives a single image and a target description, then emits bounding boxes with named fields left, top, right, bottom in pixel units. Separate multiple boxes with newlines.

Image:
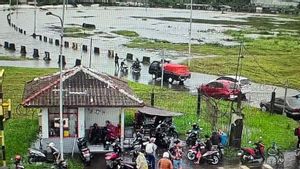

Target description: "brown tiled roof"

left=22, top=66, right=144, bottom=107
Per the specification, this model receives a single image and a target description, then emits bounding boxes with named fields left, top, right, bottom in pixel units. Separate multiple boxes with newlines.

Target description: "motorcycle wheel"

left=209, top=155, right=220, bottom=165
left=266, top=155, right=277, bottom=167
left=187, top=152, right=196, bottom=161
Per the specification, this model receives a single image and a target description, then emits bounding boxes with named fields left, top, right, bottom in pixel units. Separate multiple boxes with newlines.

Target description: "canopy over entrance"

left=138, top=106, right=183, bottom=117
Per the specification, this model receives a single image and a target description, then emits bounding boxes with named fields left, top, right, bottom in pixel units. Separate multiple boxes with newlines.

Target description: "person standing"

left=158, top=152, right=173, bottom=169
left=169, top=140, right=183, bottom=169
left=145, top=137, right=157, bottom=169
left=115, top=53, right=119, bottom=68
left=135, top=150, right=148, bottom=169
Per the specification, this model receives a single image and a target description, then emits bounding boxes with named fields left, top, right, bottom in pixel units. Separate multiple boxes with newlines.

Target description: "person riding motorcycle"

left=132, top=58, right=141, bottom=69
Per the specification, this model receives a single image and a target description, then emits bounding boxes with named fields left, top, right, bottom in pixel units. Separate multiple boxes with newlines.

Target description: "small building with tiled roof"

left=22, top=66, right=144, bottom=152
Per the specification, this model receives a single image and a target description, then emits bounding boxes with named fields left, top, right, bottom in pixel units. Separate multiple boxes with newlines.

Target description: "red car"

left=199, top=80, right=242, bottom=100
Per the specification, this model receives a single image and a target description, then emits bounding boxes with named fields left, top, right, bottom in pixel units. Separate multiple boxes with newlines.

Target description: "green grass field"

left=1, top=66, right=298, bottom=168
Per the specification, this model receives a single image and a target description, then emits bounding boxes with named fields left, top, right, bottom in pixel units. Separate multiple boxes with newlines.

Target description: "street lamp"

left=46, top=11, right=64, bottom=161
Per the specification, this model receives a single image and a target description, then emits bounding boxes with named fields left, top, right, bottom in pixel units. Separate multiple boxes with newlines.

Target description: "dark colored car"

left=199, top=80, right=242, bottom=100
left=260, top=97, right=300, bottom=120
left=149, top=61, right=191, bottom=85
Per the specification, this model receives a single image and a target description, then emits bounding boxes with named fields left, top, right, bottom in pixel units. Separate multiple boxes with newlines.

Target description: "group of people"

left=114, top=53, right=141, bottom=71
left=88, top=120, right=120, bottom=145
left=134, top=138, right=183, bottom=169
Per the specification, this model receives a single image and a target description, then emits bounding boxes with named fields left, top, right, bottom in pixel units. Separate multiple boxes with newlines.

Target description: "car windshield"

left=287, top=98, right=300, bottom=108
left=240, top=79, right=250, bottom=85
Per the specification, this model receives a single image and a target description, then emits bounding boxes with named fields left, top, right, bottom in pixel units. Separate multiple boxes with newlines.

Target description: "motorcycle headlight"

left=237, top=152, right=242, bottom=156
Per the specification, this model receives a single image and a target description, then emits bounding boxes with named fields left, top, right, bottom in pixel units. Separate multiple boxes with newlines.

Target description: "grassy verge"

left=111, top=30, right=139, bottom=37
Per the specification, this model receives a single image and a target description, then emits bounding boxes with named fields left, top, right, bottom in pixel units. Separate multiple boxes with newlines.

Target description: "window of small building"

left=48, top=107, right=78, bottom=137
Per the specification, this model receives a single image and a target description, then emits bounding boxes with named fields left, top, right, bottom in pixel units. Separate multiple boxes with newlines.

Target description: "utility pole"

left=229, top=42, right=244, bottom=148
left=161, top=49, right=165, bottom=88
left=33, top=0, right=37, bottom=36
left=282, top=80, right=288, bottom=115
left=89, top=38, right=92, bottom=68
left=188, top=0, right=193, bottom=67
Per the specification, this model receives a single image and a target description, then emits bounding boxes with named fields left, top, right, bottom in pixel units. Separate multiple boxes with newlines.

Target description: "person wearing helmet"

left=192, top=123, right=199, bottom=131
left=158, top=152, right=173, bottom=169
left=135, top=150, right=148, bottom=169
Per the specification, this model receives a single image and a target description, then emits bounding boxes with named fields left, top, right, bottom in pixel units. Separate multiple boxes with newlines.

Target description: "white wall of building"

left=85, top=107, right=121, bottom=128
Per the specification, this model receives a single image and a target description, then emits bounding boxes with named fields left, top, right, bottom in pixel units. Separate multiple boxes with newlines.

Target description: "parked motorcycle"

left=187, top=140, right=221, bottom=165
left=155, top=131, right=170, bottom=148
left=186, top=123, right=201, bottom=147
left=28, top=142, right=59, bottom=163
left=130, top=131, right=149, bottom=151
left=116, top=158, right=137, bottom=169
left=105, top=141, right=122, bottom=169
left=120, top=60, right=128, bottom=73
left=156, top=120, right=178, bottom=139
left=14, top=155, right=25, bottom=169
left=77, top=137, right=92, bottom=166
left=238, top=140, right=265, bottom=164
left=28, top=142, right=68, bottom=168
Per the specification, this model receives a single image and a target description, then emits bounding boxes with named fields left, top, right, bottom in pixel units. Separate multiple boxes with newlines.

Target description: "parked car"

left=215, top=75, right=251, bottom=93
left=260, top=97, right=300, bottom=120
left=149, top=61, right=191, bottom=85
left=199, top=80, right=242, bottom=100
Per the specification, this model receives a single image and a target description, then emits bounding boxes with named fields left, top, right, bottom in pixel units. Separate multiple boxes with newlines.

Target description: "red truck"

left=148, top=61, right=191, bottom=85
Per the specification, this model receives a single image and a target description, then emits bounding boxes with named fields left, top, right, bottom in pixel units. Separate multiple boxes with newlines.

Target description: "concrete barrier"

left=33, top=49, right=39, bottom=58
left=108, top=50, right=114, bottom=57
left=55, top=39, right=59, bottom=46
left=64, top=41, right=69, bottom=48
left=75, top=59, right=81, bottom=66
left=20, top=46, right=26, bottom=55
left=142, top=56, right=150, bottom=64
left=8, top=43, right=16, bottom=51
left=82, top=45, right=88, bottom=52
left=58, top=55, right=66, bottom=67
left=43, top=51, right=51, bottom=61
left=72, top=43, right=78, bottom=50
left=126, top=53, right=133, bottom=61
left=4, top=41, right=9, bottom=49
left=94, top=47, right=100, bottom=54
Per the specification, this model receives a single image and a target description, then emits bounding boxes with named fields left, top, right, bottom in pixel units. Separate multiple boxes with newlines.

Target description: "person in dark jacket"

left=89, top=123, right=101, bottom=145
left=115, top=53, right=119, bottom=68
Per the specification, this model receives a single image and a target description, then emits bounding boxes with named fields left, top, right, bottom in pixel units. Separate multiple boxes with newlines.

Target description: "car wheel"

left=261, top=105, right=268, bottom=112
